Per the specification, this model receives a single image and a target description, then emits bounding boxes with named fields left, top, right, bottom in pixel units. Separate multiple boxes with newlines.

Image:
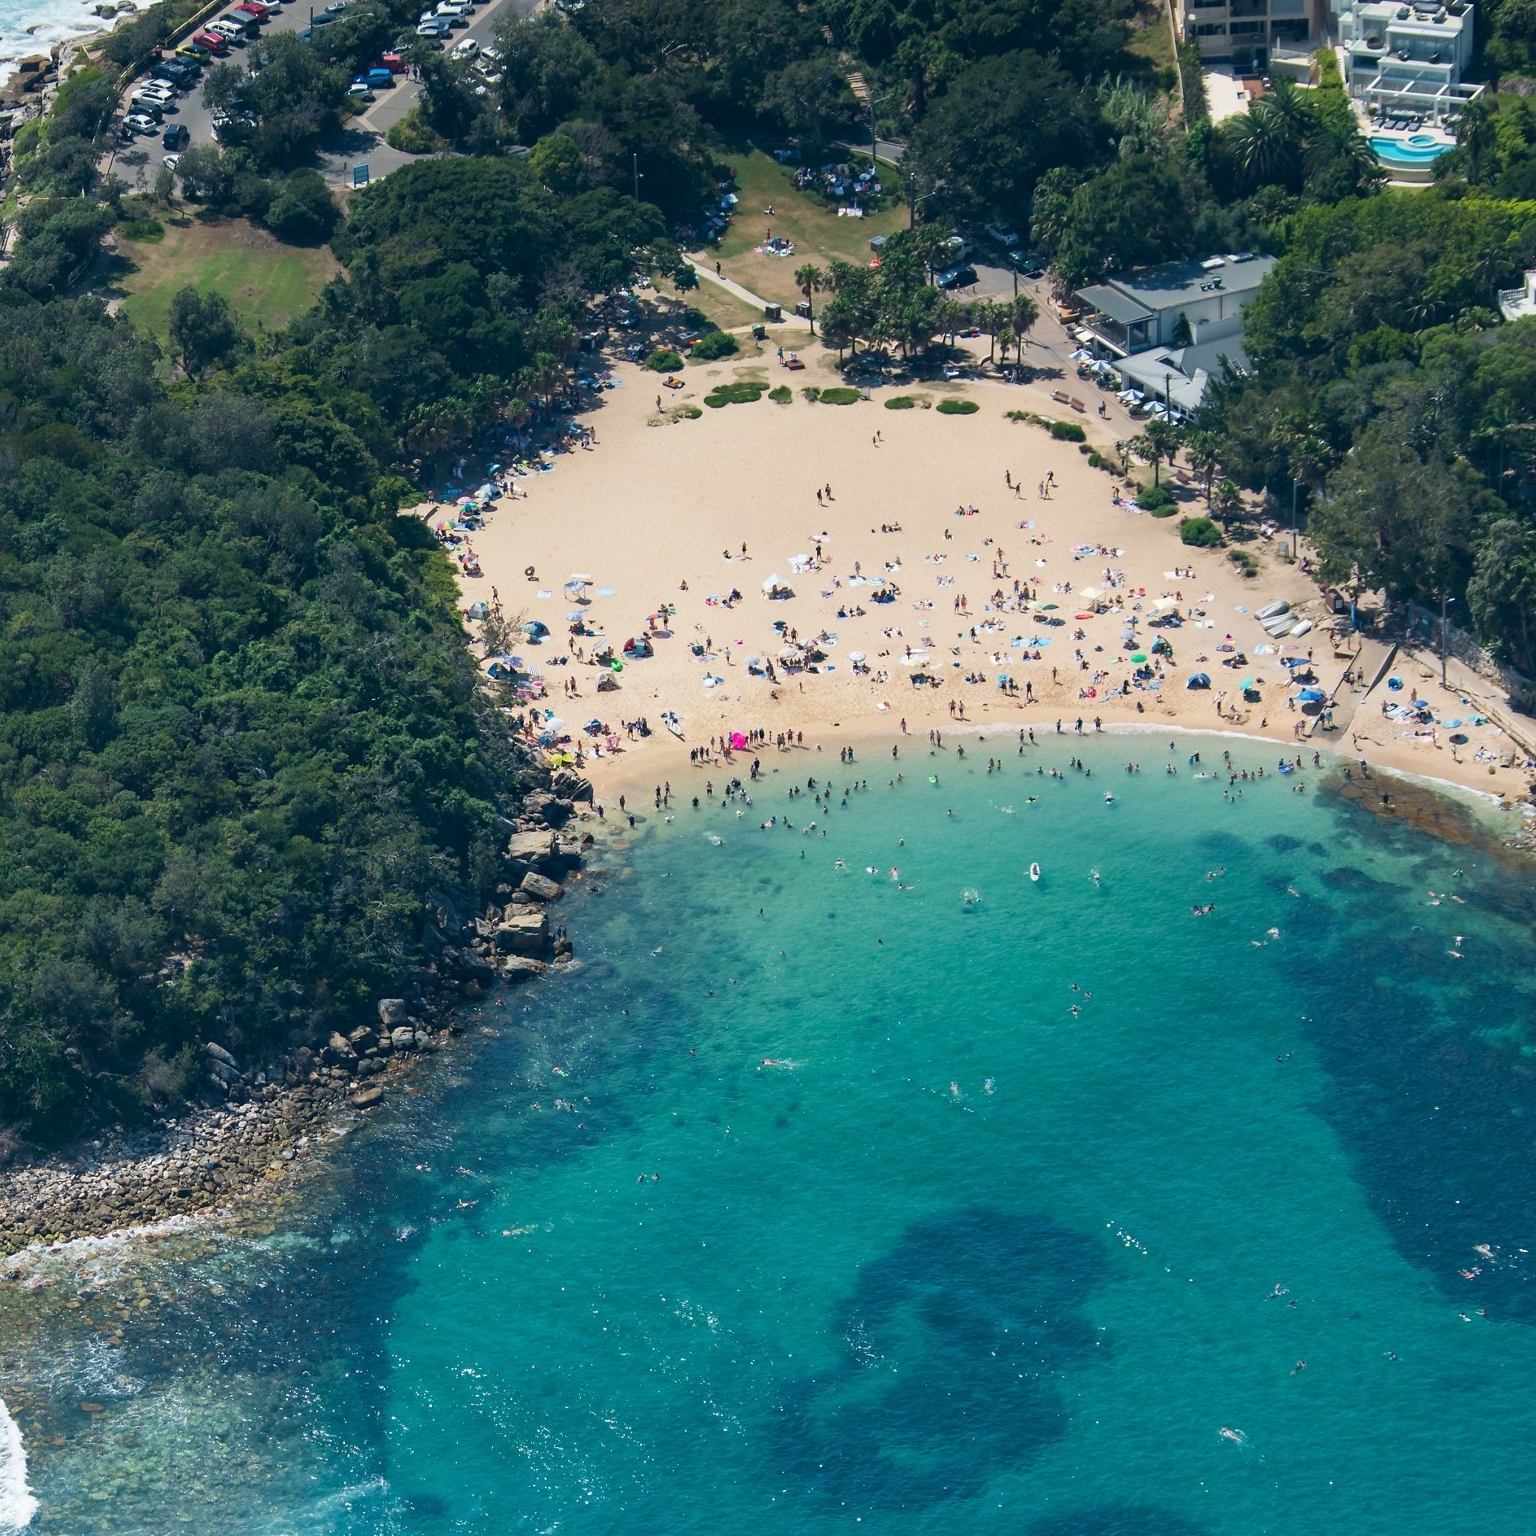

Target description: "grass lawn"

left=703, top=146, right=909, bottom=309
left=672, top=280, right=768, bottom=333
left=115, top=215, right=340, bottom=346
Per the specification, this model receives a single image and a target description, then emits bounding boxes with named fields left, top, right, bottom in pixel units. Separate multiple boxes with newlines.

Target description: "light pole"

left=869, top=90, right=893, bottom=170
left=632, top=152, right=642, bottom=202
left=1291, top=477, right=1300, bottom=561
left=1440, top=593, right=1455, bottom=689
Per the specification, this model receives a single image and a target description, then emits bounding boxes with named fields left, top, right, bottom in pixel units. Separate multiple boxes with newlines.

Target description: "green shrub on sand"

left=1180, top=516, right=1222, bottom=547
left=691, top=330, right=738, bottom=361
left=646, top=348, right=685, bottom=372
left=703, top=380, right=766, bottom=408
left=937, top=397, right=979, bottom=415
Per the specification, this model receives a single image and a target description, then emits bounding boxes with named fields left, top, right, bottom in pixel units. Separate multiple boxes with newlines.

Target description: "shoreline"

left=0, top=757, right=613, bottom=1262
left=435, top=353, right=1533, bottom=814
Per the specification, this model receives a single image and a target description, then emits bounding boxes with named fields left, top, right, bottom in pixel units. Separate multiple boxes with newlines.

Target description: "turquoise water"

left=1369, top=136, right=1452, bottom=167
left=9, top=734, right=1536, bottom=1535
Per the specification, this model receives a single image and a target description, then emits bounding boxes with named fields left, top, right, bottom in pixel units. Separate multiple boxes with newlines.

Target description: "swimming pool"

left=1370, top=134, right=1453, bottom=167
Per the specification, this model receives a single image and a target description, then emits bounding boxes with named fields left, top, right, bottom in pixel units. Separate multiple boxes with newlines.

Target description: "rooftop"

left=1086, top=253, right=1277, bottom=313
left=1117, top=338, right=1253, bottom=411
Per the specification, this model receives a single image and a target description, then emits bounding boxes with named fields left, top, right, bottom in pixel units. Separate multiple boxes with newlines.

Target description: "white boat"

left=1029, top=862, right=1041, bottom=882
left=662, top=710, right=683, bottom=739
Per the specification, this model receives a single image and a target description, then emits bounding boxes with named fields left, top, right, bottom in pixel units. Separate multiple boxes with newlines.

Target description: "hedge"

left=937, top=398, right=979, bottom=415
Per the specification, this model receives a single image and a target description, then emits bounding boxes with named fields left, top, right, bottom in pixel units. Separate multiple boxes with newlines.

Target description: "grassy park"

left=116, top=216, right=340, bottom=345
left=705, top=147, right=909, bottom=309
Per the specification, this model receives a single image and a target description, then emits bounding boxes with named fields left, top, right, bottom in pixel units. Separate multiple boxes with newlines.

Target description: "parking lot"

left=106, top=0, right=535, bottom=192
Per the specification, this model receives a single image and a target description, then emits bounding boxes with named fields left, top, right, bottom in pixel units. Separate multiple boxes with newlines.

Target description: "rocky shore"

left=0, top=774, right=599, bottom=1258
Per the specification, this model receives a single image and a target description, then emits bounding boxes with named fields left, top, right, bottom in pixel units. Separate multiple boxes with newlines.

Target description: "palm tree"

left=794, top=262, right=826, bottom=335
left=1184, top=429, right=1221, bottom=502
left=1455, top=96, right=1496, bottom=185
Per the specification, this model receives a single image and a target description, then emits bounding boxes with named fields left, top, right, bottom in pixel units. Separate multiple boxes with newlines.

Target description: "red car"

left=193, top=28, right=229, bottom=50
left=233, top=3, right=270, bottom=19
left=380, top=50, right=403, bottom=70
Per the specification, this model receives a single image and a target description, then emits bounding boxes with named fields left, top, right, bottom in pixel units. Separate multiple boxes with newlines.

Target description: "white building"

left=1499, top=270, right=1536, bottom=322
left=1074, top=253, right=1276, bottom=357
left=1336, top=0, right=1479, bottom=120
left=1181, top=0, right=1320, bottom=68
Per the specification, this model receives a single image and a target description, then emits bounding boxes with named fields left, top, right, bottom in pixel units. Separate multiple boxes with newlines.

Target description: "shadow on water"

left=1027, top=1506, right=1209, bottom=1536
left=773, top=1210, right=1105, bottom=1509
left=1295, top=778, right=1536, bottom=1321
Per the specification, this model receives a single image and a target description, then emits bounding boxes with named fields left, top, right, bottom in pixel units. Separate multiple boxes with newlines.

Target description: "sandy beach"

left=436, top=346, right=1536, bottom=810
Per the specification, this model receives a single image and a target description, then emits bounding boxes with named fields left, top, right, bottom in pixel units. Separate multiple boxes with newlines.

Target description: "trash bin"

left=752, top=324, right=766, bottom=340
left=764, top=303, right=782, bottom=321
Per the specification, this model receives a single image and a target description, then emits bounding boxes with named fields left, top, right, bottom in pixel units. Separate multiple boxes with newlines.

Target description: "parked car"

left=415, top=19, right=450, bottom=36
left=233, top=3, right=271, bottom=20
left=192, top=29, right=229, bottom=51
left=380, top=49, right=403, bottom=68
left=347, top=80, right=373, bottom=99
left=124, top=111, right=161, bottom=134
left=436, top=1, right=472, bottom=16
left=935, top=264, right=978, bottom=290
left=1008, top=250, right=1045, bottom=276
left=451, top=34, right=478, bottom=57
left=176, top=41, right=211, bottom=61
left=983, top=223, right=1020, bottom=249
left=126, top=98, right=163, bottom=120
left=362, top=66, right=393, bottom=86
left=131, top=85, right=175, bottom=110
left=163, top=121, right=189, bottom=148
left=154, top=57, right=200, bottom=83
left=207, top=19, right=250, bottom=41
left=163, top=151, right=182, bottom=169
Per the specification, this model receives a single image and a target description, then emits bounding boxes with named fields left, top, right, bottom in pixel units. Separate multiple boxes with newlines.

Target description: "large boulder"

left=520, top=871, right=564, bottom=902
left=391, top=1026, right=417, bottom=1052
left=325, top=1031, right=357, bottom=1064
left=491, top=909, right=549, bottom=957
left=506, top=828, right=558, bottom=876
left=377, top=998, right=408, bottom=1027
left=500, top=955, right=548, bottom=983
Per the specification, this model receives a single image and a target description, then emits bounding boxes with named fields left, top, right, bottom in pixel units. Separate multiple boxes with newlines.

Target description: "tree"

left=1051, top=156, right=1192, bottom=288
left=264, top=169, right=337, bottom=245
left=794, top=263, right=826, bottom=334
left=1468, top=519, right=1536, bottom=669
left=1130, top=417, right=1181, bottom=486
left=1184, top=429, right=1221, bottom=502
left=528, top=133, right=589, bottom=195
left=168, top=287, right=243, bottom=378
left=905, top=51, right=1102, bottom=232
left=1455, top=96, right=1496, bottom=186
left=758, top=57, right=857, bottom=143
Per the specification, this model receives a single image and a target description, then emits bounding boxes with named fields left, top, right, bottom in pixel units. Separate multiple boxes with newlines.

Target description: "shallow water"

left=8, top=735, right=1536, bottom=1534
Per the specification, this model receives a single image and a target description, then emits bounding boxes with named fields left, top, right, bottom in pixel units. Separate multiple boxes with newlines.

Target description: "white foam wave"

left=0, top=1396, right=37, bottom=1534
left=0, top=0, right=111, bottom=88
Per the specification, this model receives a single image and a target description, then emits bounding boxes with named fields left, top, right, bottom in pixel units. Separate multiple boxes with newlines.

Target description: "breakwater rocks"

left=0, top=782, right=602, bottom=1257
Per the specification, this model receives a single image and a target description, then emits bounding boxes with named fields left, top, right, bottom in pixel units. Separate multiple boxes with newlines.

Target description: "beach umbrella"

left=1296, top=687, right=1327, bottom=702
left=1186, top=673, right=1210, bottom=689
left=745, top=655, right=761, bottom=667
left=1130, top=652, right=1147, bottom=663
left=522, top=619, right=549, bottom=637
left=567, top=610, right=586, bottom=621
left=1240, top=677, right=1255, bottom=690
left=848, top=650, right=867, bottom=662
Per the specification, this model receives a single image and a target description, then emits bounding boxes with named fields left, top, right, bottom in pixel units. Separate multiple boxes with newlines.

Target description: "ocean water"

left=7, top=734, right=1536, bottom=1534
left=0, top=0, right=110, bottom=86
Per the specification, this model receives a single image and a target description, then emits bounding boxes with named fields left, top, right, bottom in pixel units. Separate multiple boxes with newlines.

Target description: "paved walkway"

left=682, top=256, right=812, bottom=333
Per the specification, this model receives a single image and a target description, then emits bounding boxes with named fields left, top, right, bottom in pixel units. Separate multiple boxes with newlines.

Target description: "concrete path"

left=682, top=256, right=812, bottom=333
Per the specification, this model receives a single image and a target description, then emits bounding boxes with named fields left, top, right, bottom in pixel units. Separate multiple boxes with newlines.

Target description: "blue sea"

left=6, top=733, right=1536, bottom=1535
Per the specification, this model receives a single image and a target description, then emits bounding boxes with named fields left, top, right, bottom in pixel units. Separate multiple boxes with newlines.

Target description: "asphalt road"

left=107, top=0, right=533, bottom=191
